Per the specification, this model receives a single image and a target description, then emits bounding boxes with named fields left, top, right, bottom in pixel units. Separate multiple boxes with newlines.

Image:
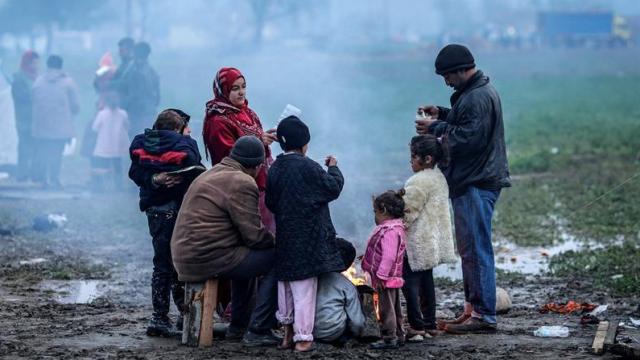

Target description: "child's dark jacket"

left=129, top=129, right=203, bottom=211
left=266, top=153, right=345, bottom=281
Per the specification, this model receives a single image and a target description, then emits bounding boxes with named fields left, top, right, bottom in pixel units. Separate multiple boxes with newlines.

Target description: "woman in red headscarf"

left=203, top=67, right=277, bottom=232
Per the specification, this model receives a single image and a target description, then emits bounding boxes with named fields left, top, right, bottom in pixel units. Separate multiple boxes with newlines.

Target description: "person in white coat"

left=92, top=92, right=129, bottom=189
left=402, top=134, right=456, bottom=341
left=31, top=55, right=79, bottom=188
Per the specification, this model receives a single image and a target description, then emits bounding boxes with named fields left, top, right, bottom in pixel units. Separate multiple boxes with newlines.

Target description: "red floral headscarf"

left=20, top=50, right=39, bottom=80
left=213, top=67, right=245, bottom=104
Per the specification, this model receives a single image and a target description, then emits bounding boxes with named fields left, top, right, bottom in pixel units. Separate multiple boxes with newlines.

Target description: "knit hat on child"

left=277, top=115, right=310, bottom=151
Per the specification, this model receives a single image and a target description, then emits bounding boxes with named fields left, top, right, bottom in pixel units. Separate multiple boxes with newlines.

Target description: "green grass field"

left=5, top=46, right=638, bottom=293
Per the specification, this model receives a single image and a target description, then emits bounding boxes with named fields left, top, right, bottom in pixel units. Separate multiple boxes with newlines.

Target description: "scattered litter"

left=581, top=314, right=600, bottom=325
left=581, top=304, right=609, bottom=326
left=496, top=287, right=512, bottom=314
left=63, top=138, right=77, bottom=156
left=510, top=256, right=517, bottom=262
left=533, top=326, right=570, bottom=338
left=541, top=251, right=549, bottom=257
left=611, top=274, right=624, bottom=280
left=19, top=258, right=48, bottom=266
left=540, top=301, right=597, bottom=314
left=630, top=318, right=640, bottom=327
left=589, top=305, right=609, bottom=316
left=550, top=147, right=559, bottom=155
left=33, top=213, right=68, bottom=232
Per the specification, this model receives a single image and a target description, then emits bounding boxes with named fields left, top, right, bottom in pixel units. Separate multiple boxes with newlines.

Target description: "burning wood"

left=342, top=263, right=381, bottom=340
left=342, top=264, right=369, bottom=286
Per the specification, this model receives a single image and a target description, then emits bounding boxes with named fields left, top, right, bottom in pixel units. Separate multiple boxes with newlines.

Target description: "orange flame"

left=342, top=264, right=380, bottom=320
left=342, top=264, right=369, bottom=286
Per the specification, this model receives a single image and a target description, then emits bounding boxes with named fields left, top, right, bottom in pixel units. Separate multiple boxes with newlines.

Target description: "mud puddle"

left=434, top=237, right=593, bottom=280
left=39, top=280, right=106, bottom=304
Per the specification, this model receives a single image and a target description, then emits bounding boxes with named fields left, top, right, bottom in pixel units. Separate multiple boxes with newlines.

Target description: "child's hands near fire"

left=325, top=155, right=338, bottom=167
left=152, top=173, right=183, bottom=188
left=261, top=128, right=277, bottom=146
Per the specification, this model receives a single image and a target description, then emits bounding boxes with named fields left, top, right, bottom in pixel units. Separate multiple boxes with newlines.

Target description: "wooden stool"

left=183, top=278, right=219, bottom=347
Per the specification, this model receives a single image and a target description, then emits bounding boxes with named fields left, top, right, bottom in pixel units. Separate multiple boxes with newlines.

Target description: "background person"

left=11, top=50, right=39, bottom=182
left=31, top=55, right=79, bottom=189
left=119, top=41, right=160, bottom=137
left=91, top=92, right=129, bottom=190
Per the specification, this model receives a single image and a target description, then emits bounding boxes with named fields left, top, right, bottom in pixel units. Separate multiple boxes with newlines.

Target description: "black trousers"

left=220, top=249, right=278, bottom=334
left=401, top=257, right=436, bottom=331
left=146, top=204, right=184, bottom=320
left=16, top=130, right=35, bottom=180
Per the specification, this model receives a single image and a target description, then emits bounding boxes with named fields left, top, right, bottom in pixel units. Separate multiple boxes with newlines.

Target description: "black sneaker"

left=225, top=325, right=246, bottom=341
left=242, top=330, right=281, bottom=347
left=146, top=317, right=179, bottom=338
left=369, top=338, right=399, bottom=350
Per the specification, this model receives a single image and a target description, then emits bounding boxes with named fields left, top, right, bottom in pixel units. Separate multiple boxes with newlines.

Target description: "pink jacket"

left=361, top=218, right=406, bottom=289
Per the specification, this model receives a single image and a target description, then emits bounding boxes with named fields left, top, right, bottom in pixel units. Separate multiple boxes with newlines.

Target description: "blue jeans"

left=452, top=186, right=500, bottom=324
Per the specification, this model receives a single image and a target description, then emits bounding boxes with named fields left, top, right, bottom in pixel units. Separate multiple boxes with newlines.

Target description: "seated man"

left=313, top=238, right=366, bottom=344
left=171, top=136, right=279, bottom=346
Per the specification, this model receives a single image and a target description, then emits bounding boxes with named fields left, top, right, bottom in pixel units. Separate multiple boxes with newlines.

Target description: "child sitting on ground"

left=91, top=92, right=129, bottom=190
left=266, top=115, right=346, bottom=352
left=362, top=190, right=407, bottom=350
left=129, top=109, right=204, bottom=337
left=402, top=135, right=456, bottom=341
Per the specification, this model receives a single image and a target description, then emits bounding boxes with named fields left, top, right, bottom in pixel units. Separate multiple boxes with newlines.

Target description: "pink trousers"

left=276, top=278, right=318, bottom=342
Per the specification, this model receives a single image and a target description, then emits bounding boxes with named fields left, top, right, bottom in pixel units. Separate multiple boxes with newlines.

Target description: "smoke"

left=1, top=0, right=640, bottom=250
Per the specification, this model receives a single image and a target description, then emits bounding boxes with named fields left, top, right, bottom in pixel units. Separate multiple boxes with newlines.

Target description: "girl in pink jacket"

left=361, top=189, right=407, bottom=350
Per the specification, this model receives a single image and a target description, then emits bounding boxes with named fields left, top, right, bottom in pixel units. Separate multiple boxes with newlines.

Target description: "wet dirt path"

left=0, top=188, right=637, bottom=359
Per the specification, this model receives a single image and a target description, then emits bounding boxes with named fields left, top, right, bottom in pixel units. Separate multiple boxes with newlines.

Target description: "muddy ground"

left=0, top=186, right=638, bottom=360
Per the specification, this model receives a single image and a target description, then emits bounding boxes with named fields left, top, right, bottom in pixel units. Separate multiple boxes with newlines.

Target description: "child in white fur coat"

left=402, top=134, right=456, bottom=341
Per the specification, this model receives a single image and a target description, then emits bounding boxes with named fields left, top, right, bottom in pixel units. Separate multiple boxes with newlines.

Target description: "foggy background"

left=1, top=0, right=640, bottom=247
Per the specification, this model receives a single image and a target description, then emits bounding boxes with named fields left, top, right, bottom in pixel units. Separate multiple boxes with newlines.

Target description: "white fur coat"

left=403, top=167, right=456, bottom=271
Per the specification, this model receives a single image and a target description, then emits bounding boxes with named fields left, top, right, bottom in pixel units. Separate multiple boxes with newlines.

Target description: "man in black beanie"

left=415, top=44, right=511, bottom=334
left=172, top=135, right=280, bottom=346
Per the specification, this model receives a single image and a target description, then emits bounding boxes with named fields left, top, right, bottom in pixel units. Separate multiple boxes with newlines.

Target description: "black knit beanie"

left=277, top=116, right=310, bottom=151
left=435, top=44, right=475, bottom=75
left=230, top=136, right=265, bottom=168
left=336, top=238, right=356, bottom=272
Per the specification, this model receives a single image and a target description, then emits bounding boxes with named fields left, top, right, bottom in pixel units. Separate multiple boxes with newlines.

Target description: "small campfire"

left=342, top=263, right=369, bottom=286
left=342, top=264, right=380, bottom=322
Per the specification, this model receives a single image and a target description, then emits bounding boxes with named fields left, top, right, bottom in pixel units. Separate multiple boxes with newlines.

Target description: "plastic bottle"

left=533, top=326, right=570, bottom=338
left=416, top=109, right=431, bottom=121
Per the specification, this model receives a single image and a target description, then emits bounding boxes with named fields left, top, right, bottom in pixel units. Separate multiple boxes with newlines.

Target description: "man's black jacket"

left=429, top=70, right=511, bottom=198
